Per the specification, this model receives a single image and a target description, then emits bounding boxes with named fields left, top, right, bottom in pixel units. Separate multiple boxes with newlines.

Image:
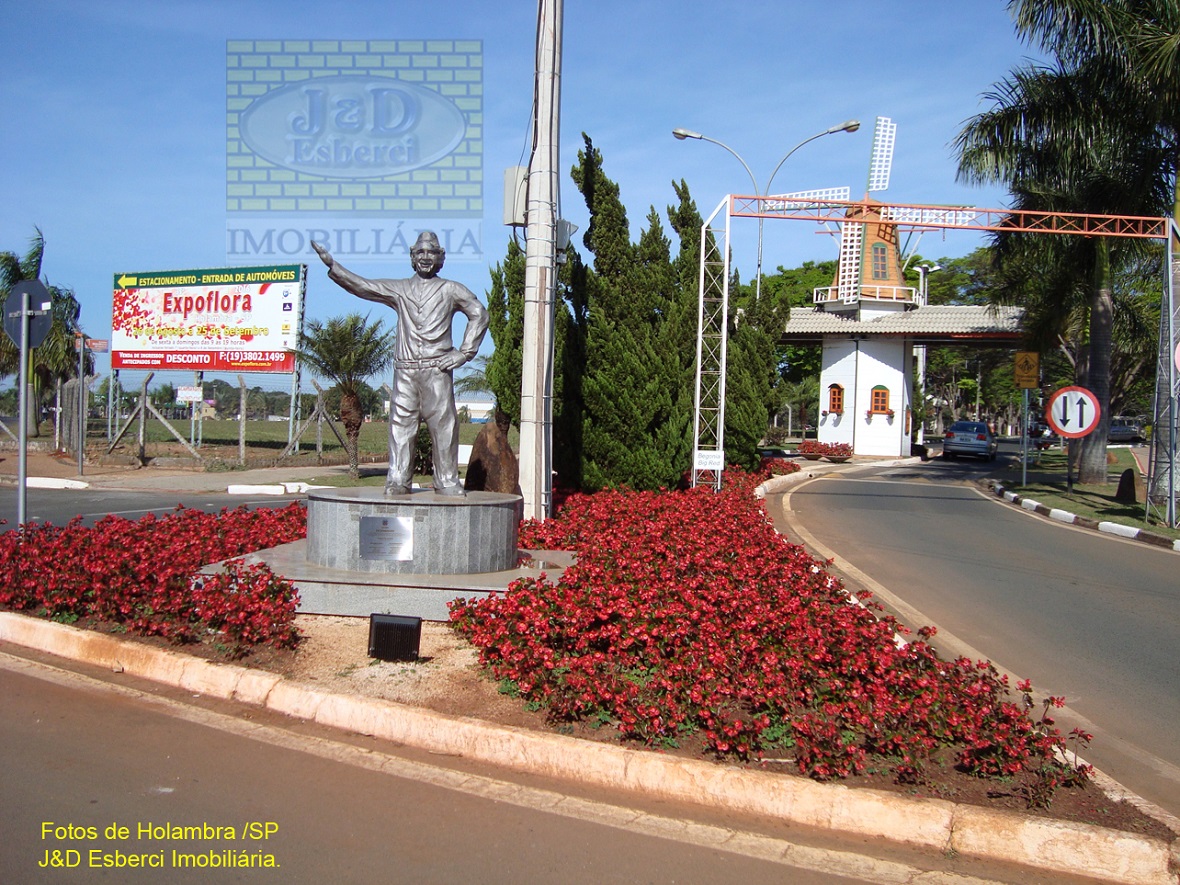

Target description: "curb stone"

left=989, top=482, right=1180, bottom=553
left=1, top=611, right=1176, bottom=885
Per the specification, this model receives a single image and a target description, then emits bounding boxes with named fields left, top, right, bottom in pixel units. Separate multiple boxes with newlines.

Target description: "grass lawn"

left=989, top=445, right=1179, bottom=541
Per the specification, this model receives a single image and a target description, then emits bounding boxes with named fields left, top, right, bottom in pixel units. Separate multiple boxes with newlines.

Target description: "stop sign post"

left=1045, top=385, right=1102, bottom=494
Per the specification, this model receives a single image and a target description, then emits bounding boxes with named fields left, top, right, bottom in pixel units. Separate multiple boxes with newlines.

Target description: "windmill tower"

left=819, top=117, right=915, bottom=314
left=812, top=116, right=920, bottom=457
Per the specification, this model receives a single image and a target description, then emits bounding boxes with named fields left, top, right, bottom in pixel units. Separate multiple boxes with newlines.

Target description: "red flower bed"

left=797, top=440, right=850, bottom=458
left=758, top=456, right=800, bottom=477
left=0, top=504, right=306, bottom=656
left=451, top=469, right=1087, bottom=793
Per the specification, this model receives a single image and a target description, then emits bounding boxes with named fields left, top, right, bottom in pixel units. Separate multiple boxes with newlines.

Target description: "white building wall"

left=818, top=337, right=913, bottom=457
left=817, top=340, right=857, bottom=449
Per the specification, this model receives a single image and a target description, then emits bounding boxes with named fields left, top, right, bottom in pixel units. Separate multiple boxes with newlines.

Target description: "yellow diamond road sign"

left=1014, top=352, right=1039, bottom=389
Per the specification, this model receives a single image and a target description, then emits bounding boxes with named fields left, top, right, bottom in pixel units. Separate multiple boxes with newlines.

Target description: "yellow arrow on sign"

left=116, top=274, right=137, bottom=289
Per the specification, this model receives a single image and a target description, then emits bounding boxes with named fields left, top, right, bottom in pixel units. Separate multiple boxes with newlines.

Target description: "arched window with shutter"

left=828, top=384, right=844, bottom=414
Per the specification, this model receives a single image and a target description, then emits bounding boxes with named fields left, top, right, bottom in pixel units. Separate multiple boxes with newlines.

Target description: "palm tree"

left=297, top=313, right=395, bottom=477
left=453, top=354, right=493, bottom=399
left=956, top=1, right=1176, bottom=482
left=1, top=229, right=89, bottom=436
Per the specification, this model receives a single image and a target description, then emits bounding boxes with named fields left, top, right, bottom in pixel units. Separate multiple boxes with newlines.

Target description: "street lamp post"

left=672, top=120, right=860, bottom=301
left=913, top=263, right=940, bottom=444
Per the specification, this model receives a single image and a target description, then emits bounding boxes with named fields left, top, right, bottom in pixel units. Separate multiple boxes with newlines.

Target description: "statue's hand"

left=311, top=240, right=333, bottom=268
left=437, top=349, right=467, bottom=371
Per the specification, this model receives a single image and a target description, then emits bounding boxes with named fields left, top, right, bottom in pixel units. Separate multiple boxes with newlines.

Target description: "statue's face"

left=411, top=243, right=444, bottom=277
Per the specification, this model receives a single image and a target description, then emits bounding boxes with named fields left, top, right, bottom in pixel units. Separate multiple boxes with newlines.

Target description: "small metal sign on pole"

left=4, top=280, right=53, bottom=530
left=75, top=334, right=86, bottom=476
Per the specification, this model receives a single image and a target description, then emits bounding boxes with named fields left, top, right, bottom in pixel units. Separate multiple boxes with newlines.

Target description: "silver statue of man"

left=312, top=232, right=488, bottom=497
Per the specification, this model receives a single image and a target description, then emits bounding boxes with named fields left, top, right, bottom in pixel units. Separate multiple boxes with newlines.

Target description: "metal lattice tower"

left=1146, top=225, right=1179, bottom=527
left=693, top=194, right=1176, bottom=511
left=691, top=198, right=731, bottom=490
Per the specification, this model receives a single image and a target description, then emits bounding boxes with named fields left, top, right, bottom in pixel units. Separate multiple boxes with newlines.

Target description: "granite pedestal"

left=306, top=487, right=522, bottom=575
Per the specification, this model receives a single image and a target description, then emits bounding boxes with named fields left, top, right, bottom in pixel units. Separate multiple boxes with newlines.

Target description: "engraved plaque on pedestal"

left=359, top=516, right=415, bottom=561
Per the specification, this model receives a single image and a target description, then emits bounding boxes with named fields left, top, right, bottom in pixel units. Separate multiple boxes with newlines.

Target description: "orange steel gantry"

left=691, top=194, right=1178, bottom=525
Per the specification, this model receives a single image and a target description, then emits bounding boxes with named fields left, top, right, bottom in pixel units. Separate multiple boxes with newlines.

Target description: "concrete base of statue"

left=305, top=487, right=522, bottom=575
left=208, top=487, right=567, bottom=620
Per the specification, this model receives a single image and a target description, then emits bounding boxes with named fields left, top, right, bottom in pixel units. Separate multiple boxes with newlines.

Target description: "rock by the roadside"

left=1114, top=466, right=1141, bottom=504
left=464, top=409, right=520, bottom=495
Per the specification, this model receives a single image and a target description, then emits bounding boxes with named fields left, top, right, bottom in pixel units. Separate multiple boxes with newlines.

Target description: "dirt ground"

left=267, top=615, right=548, bottom=730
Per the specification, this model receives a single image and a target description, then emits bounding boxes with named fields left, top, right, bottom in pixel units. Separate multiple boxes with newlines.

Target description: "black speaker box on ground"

left=368, top=614, right=422, bottom=662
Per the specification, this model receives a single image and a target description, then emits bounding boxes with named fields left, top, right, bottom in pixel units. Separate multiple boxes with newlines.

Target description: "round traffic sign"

left=1045, top=385, right=1101, bottom=438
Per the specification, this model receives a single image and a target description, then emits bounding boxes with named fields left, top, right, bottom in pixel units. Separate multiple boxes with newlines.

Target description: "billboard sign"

left=111, top=264, right=304, bottom=373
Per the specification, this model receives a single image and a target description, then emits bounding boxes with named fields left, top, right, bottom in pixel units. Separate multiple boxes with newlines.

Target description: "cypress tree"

left=485, top=238, right=526, bottom=425
left=573, top=134, right=679, bottom=490
left=552, top=245, right=588, bottom=489
left=485, top=236, right=589, bottom=492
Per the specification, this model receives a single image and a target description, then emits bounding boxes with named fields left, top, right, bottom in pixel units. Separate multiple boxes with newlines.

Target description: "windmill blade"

left=764, top=186, right=851, bottom=211
left=836, top=221, right=863, bottom=303
left=866, top=116, right=896, bottom=193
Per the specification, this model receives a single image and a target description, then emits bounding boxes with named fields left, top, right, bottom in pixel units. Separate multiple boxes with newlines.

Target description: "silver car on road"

left=942, top=421, right=998, bottom=461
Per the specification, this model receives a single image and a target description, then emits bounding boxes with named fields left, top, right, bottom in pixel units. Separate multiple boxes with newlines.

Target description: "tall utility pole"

left=518, top=0, right=563, bottom=522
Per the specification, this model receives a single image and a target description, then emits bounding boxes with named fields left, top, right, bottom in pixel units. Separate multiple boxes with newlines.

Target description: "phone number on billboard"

left=220, top=352, right=287, bottom=362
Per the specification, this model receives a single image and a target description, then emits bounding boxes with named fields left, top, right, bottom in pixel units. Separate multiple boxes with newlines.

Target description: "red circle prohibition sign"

left=1045, top=385, right=1101, bottom=438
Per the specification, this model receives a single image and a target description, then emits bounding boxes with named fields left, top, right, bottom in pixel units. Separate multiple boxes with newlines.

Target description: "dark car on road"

left=942, top=421, right=998, bottom=461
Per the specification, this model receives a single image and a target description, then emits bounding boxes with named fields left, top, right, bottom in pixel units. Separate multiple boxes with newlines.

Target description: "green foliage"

left=484, top=232, right=588, bottom=490
left=413, top=422, right=434, bottom=475
left=297, top=313, right=395, bottom=476
left=0, top=229, right=90, bottom=433
left=725, top=291, right=785, bottom=469
left=572, top=135, right=692, bottom=490
left=956, top=1, right=1178, bottom=481
left=323, top=380, right=382, bottom=418
left=486, top=238, right=525, bottom=425
left=552, top=247, right=589, bottom=488
left=151, top=382, right=177, bottom=407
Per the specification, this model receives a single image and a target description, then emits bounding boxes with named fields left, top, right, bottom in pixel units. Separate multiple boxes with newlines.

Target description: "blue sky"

left=1, top=0, right=1042, bottom=390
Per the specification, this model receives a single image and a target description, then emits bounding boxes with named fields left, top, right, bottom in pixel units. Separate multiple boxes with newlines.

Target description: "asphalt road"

left=0, top=486, right=303, bottom=529
left=770, top=454, right=1180, bottom=819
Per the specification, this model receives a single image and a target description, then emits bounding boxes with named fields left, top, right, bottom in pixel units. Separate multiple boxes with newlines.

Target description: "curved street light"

left=912, top=263, right=941, bottom=445
left=672, top=120, right=860, bottom=301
